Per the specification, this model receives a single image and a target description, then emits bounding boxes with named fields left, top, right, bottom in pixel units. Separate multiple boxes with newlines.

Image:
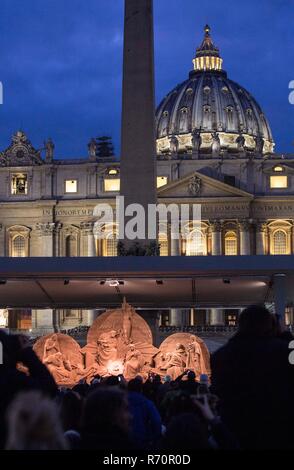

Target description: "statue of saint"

left=254, top=136, right=264, bottom=154
left=186, top=335, right=202, bottom=377
left=170, top=135, right=179, bottom=155
left=211, top=131, right=221, bottom=156
left=88, top=138, right=97, bottom=159
left=165, top=343, right=187, bottom=380
left=192, top=128, right=202, bottom=156
left=45, top=138, right=54, bottom=161
left=236, top=133, right=245, bottom=153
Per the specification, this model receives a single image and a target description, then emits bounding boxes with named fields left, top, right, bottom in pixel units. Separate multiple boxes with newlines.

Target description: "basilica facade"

left=1, top=26, right=294, bottom=333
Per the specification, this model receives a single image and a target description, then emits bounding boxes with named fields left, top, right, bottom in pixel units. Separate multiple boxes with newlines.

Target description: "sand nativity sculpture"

left=34, top=299, right=210, bottom=386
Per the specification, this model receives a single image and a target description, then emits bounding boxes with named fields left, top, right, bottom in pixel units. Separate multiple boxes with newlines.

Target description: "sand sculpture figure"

left=164, top=343, right=187, bottom=380
left=158, top=333, right=211, bottom=379
left=34, top=304, right=210, bottom=386
left=124, top=343, right=145, bottom=380
left=186, top=335, right=202, bottom=376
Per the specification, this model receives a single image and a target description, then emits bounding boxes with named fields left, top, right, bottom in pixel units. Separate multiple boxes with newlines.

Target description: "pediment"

left=158, top=171, right=253, bottom=199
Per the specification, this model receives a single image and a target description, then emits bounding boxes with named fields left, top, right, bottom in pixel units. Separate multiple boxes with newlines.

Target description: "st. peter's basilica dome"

left=156, top=25, right=274, bottom=157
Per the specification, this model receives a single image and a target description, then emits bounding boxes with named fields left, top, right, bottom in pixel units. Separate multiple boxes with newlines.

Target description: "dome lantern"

left=193, top=25, right=223, bottom=72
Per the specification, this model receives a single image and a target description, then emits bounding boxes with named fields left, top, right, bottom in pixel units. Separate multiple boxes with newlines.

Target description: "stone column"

left=87, top=166, right=97, bottom=198
left=120, top=0, right=157, bottom=248
left=44, top=168, right=54, bottom=198
left=32, top=309, right=54, bottom=335
left=256, top=221, right=267, bottom=255
left=0, top=224, right=4, bottom=256
left=81, top=222, right=96, bottom=256
left=54, top=223, right=62, bottom=257
left=85, top=309, right=98, bottom=327
left=36, top=223, right=55, bottom=256
left=210, top=308, right=225, bottom=325
left=211, top=220, right=222, bottom=255
left=169, top=309, right=179, bottom=326
left=239, top=220, right=251, bottom=255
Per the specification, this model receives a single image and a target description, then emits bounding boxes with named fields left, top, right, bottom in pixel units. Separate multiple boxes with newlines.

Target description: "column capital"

left=210, top=220, right=222, bottom=232
left=80, top=221, right=94, bottom=234
left=255, top=220, right=268, bottom=233
left=54, top=222, right=63, bottom=234
left=35, top=222, right=56, bottom=236
left=238, top=219, right=251, bottom=232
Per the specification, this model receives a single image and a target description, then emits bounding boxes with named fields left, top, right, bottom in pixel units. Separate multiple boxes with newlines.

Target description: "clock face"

left=16, top=150, right=25, bottom=159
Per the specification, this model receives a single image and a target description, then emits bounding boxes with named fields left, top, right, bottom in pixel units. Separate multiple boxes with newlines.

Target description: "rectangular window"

left=65, top=180, right=78, bottom=193
left=11, top=174, right=28, bottom=195
left=157, top=176, right=168, bottom=188
left=104, top=178, right=120, bottom=192
left=270, top=175, right=288, bottom=189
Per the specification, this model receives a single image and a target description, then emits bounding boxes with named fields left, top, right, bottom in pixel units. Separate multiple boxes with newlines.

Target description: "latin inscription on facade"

left=42, top=208, right=94, bottom=217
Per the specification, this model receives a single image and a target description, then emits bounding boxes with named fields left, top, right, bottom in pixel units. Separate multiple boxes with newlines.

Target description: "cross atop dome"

left=193, top=25, right=223, bottom=71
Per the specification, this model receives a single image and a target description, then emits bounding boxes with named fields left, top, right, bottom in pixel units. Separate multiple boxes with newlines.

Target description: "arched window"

left=105, top=232, right=118, bottom=256
left=12, top=235, right=26, bottom=257
left=225, top=231, right=238, bottom=256
left=159, top=233, right=168, bottom=256
left=186, top=230, right=206, bottom=256
left=272, top=230, right=287, bottom=255
left=65, top=235, right=77, bottom=257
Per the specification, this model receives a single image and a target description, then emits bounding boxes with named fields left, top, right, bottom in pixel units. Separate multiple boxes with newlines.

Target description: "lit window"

left=65, top=180, right=77, bottom=193
left=108, top=169, right=118, bottom=175
left=270, top=176, right=288, bottom=189
left=272, top=230, right=288, bottom=255
left=225, top=231, right=238, bottom=256
left=157, top=176, right=168, bottom=188
left=104, top=233, right=118, bottom=256
left=159, top=233, right=168, bottom=256
left=104, top=178, right=120, bottom=192
left=11, top=174, right=28, bottom=195
left=186, top=230, right=206, bottom=256
left=12, top=235, right=26, bottom=257
left=273, top=165, right=284, bottom=172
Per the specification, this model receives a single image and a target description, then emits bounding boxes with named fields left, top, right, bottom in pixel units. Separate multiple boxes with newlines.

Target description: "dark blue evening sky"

left=0, top=0, right=293, bottom=158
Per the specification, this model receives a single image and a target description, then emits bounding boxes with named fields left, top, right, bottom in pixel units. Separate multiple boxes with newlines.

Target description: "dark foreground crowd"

left=0, top=305, right=294, bottom=451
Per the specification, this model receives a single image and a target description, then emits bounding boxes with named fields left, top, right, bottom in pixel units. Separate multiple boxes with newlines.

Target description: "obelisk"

left=120, top=0, right=157, bottom=249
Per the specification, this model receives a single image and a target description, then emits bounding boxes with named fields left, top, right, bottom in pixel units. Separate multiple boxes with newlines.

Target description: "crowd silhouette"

left=0, top=305, right=294, bottom=451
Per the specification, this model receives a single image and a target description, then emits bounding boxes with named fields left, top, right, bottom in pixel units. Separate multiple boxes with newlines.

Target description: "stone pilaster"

left=54, top=223, right=62, bottom=257
left=44, top=167, right=55, bottom=198
left=80, top=222, right=96, bottom=256
left=87, top=166, right=98, bottom=198
left=255, top=220, right=267, bottom=255
left=35, top=222, right=55, bottom=256
left=0, top=224, right=4, bottom=256
left=211, top=220, right=222, bottom=255
left=239, top=219, right=251, bottom=255
left=210, top=308, right=225, bottom=326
